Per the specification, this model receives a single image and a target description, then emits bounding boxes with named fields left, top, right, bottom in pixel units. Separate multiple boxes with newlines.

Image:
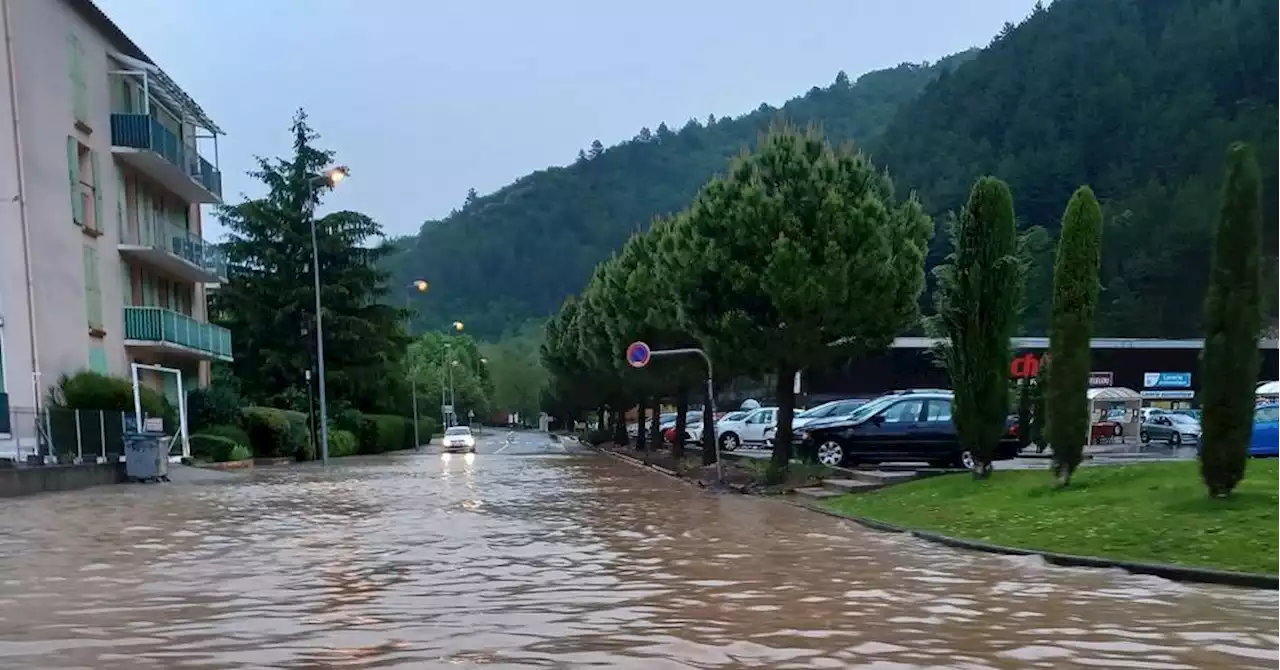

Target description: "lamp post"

left=405, top=279, right=428, bottom=448
left=305, top=165, right=349, bottom=465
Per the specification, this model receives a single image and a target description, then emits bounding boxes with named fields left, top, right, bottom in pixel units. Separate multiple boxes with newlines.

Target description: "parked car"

left=794, top=389, right=1019, bottom=468
left=1172, top=408, right=1202, bottom=422
left=1140, top=413, right=1200, bottom=446
left=1249, top=403, right=1279, bottom=457
left=661, top=412, right=703, bottom=444
left=716, top=406, right=778, bottom=451
left=685, top=411, right=747, bottom=445
left=792, top=398, right=869, bottom=430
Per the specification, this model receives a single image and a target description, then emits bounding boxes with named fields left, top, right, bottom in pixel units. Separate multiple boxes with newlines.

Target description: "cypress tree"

left=1200, top=142, right=1263, bottom=497
left=929, top=177, right=1023, bottom=477
left=1046, top=186, right=1102, bottom=486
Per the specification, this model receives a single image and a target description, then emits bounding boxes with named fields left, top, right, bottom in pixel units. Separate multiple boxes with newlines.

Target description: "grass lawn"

left=822, top=459, right=1278, bottom=575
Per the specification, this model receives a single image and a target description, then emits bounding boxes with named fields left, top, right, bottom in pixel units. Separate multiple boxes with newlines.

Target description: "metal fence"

left=1, top=406, right=177, bottom=464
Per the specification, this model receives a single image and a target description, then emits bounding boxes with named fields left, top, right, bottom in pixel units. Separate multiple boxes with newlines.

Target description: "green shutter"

left=116, top=168, right=125, bottom=239
left=88, top=344, right=109, bottom=375
left=90, top=149, right=102, bottom=231
left=83, top=246, right=102, bottom=328
left=120, top=262, right=133, bottom=306
left=67, top=136, right=82, bottom=225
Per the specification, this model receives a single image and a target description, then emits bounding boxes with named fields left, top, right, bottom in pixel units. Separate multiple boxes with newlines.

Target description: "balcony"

left=123, top=307, right=233, bottom=362
left=109, top=113, right=222, bottom=203
left=119, top=218, right=228, bottom=284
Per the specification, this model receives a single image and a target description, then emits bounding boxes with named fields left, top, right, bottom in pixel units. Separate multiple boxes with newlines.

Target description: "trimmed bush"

left=228, top=444, right=252, bottom=461
left=329, top=429, right=358, bottom=458
left=279, top=410, right=313, bottom=462
left=414, top=419, right=438, bottom=447
left=190, top=434, right=241, bottom=462
left=199, top=424, right=250, bottom=448
left=54, top=370, right=175, bottom=429
left=187, top=378, right=241, bottom=432
left=240, top=407, right=293, bottom=458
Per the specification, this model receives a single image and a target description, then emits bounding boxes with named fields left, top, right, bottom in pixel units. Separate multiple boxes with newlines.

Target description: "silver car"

left=1140, top=413, right=1200, bottom=446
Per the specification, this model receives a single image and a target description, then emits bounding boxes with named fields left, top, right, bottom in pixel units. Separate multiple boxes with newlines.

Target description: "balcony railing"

left=123, top=307, right=233, bottom=361
left=120, top=217, right=228, bottom=281
left=109, top=113, right=222, bottom=199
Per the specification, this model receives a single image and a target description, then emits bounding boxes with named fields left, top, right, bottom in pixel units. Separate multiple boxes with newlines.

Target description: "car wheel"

left=1140, top=431, right=1150, bottom=444
left=719, top=432, right=740, bottom=452
left=957, top=449, right=978, bottom=470
left=1169, top=432, right=1181, bottom=446
left=816, top=440, right=845, bottom=466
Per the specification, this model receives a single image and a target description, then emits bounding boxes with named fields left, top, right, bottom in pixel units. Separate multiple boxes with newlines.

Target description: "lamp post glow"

left=405, top=278, right=429, bottom=448
left=306, top=164, right=349, bottom=465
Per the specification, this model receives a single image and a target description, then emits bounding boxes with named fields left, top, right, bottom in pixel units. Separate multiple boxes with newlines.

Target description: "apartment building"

left=0, top=0, right=230, bottom=443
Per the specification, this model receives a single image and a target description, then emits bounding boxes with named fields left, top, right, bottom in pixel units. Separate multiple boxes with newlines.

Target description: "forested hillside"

left=392, top=0, right=1277, bottom=342
left=388, top=54, right=976, bottom=338
left=873, top=0, right=1278, bottom=337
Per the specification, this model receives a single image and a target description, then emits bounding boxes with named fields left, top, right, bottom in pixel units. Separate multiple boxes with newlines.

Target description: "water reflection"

left=0, top=448, right=1273, bottom=669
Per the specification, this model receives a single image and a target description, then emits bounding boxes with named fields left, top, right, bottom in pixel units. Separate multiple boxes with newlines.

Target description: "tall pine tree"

left=1199, top=142, right=1264, bottom=497
left=212, top=110, right=407, bottom=414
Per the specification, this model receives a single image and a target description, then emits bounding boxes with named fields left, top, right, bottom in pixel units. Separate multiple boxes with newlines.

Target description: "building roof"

left=69, top=0, right=222, bottom=134
left=883, top=337, right=1280, bottom=350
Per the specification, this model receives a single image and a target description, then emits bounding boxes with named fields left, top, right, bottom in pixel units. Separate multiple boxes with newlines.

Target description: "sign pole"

left=624, top=342, right=721, bottom=485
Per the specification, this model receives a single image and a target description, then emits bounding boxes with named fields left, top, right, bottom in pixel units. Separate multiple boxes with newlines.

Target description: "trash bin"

left=124, top=432, right=169, bottom=482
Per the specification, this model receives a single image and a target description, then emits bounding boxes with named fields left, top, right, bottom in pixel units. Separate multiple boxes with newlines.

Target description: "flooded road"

left=0, top=431, right=1274, bottom=669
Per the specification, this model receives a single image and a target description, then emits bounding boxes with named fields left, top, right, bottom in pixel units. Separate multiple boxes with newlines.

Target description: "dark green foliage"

left=1031, top=377, right=1046, bottom=449
left=666, top=124, right=932, bottom=479
left=1200, top=142, right=1264, bottom=497
left=928, top=177, right=1023, bottom=475
left=1047, top=187, right=1103, bottom=484
left=389, top=58, right=972, bottom=339
left=212, top=110, right=408, bottom=415
left=186, top=366, right=241, bottom=432
left=875, top=0, right=1278, bottom=337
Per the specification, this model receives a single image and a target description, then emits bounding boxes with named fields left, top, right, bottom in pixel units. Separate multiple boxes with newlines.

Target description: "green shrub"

left=329, top=429, right=358, bottom=457
left=228, top=444, right=252, bottom=461
left=583, top=428, right=611, bottom=445
left=199, top=424, right=250, bottom=448
left=414, top=419, right=437, bottom=447
left=280, top=410, right=313, bottom=462
left=240, top=407, right=292, bottom=458
left=54, top=371, right=175, bottom=429
left=187, top=374, right=242, bottom=432
left=190, top=434, right=240, bottom=462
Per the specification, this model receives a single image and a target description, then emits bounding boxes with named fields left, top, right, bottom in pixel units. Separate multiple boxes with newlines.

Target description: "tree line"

left=543, top=122, right=1266, bottom=497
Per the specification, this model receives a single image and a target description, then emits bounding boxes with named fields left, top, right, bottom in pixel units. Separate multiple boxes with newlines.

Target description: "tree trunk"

left=648, top=395, right=662, bottom=452
left=672, top=385, right=688, bottom=462
left=636, top=401, right=647, bottom=451
left=701, top=383, right=718, bottom=466
left=768, top=363, right=797, bottom=483
left=611, top=405, right=627, bottom=446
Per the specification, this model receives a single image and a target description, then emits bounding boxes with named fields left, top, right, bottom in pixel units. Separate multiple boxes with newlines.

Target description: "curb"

left=588, top=444, right=724, bottom=490
left=794, top=501, right=1278, bottom=590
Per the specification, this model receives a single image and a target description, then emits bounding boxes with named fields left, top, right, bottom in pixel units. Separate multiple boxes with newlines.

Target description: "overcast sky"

left=94, top=0, right=1038, bottom=240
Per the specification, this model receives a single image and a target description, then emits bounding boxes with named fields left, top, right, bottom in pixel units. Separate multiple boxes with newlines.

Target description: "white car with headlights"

left=441, top=426, right=476, bottom=452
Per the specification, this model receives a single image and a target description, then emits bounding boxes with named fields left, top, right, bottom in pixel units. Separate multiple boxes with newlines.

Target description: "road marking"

left=494, top=440, right=514, bottom=454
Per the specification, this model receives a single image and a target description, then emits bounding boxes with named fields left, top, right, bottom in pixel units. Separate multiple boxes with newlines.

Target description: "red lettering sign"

left=1010, top=352, right=1041, bottom=379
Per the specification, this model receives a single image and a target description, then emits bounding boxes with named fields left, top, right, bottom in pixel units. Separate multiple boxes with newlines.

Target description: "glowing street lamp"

left=305, top=164, right=351, bottom=466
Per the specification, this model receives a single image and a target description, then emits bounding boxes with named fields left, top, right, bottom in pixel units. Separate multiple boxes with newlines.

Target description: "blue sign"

left=1143, top=372, right=1192, bottom=389
left=625, top=341, right=651, bottom=369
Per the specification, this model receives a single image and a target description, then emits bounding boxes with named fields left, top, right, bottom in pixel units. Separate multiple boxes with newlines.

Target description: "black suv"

left=793, top=389, right=1019, bottom=468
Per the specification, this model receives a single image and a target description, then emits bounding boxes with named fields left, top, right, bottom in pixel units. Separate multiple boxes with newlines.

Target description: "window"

left=83, top=245, right=103, bottom=329
left=67, top=138, right=101, bottom=232
left=925, top=399, right=952, bottom=422
left=68, top=33, right=88, bottom=126
left=882, top=399, right=924, bottom=424
left=1256, top=407, right=1279, bottom=423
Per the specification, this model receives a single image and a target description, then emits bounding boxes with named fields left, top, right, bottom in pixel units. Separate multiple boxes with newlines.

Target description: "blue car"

left=1250, top=403, right=1279, bottom=457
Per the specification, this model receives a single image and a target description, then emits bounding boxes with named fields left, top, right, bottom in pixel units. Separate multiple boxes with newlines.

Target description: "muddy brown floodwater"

left=0, top=438, right=1275, bottom=669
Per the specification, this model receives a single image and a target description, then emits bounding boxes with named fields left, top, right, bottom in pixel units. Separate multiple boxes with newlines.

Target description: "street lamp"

left=305, top=164, right=350, bottom=466
left=404, top=278, right=429, bottom=448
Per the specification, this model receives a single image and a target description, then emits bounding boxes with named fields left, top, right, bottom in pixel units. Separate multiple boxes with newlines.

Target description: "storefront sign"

left=1088, top=371, right=1113, bottom=388
left=1009, top=352, right=1042, bottom=379
left=1141, top=389, right=1195, bottom=400
left=1143, top=372, right=1192, bottom=388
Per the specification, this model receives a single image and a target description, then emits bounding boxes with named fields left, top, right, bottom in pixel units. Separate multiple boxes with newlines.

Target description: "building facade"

left=0, top=0, right=229, bottom=446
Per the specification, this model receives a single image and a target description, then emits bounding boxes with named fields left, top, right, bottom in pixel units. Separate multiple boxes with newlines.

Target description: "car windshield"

left=846, top=394, right=920, bottom=423
left=445, top=427, right=471, bottom=436
left=797, top=401, right=839, bottom=419
left=720, top=411, right=747, bottom=422
left=1168, top=414, right=1198, bottom=426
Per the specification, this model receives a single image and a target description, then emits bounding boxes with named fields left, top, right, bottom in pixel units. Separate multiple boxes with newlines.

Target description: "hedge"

left=240, top=407, right=434, bottom=460
left=189, top=434, right=251, bottom=463
left=199, top=424, right=251, bottom=448
left=330, top=429, right=358, bottom=458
